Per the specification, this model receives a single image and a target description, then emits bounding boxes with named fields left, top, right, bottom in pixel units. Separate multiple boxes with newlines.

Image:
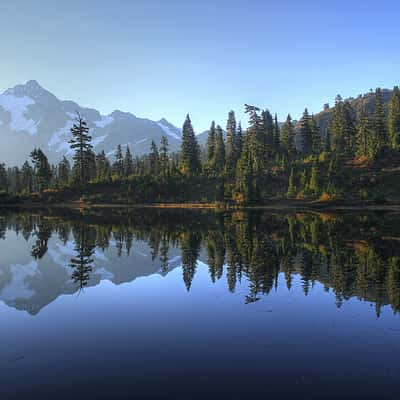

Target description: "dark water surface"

left=0, top=208, right=399, bottom=399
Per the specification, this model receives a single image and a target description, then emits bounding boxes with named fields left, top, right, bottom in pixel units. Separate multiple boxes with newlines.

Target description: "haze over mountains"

left=0, top=80, right=188, bottom=165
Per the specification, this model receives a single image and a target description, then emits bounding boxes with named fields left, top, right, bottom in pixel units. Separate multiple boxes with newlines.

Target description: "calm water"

left=0, top=208, right=399, bottom=399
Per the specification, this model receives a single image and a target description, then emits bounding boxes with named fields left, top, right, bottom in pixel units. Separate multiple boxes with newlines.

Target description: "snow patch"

left=92, top=134, right=108, bottom=148
left=94, top=115, right=114, bottom=128
left=157, top=121, right=181, bottom=140
left=49, top=119, right=75, bottom=153
left=0, top=261, right=38, bottom=301
left=0, top=94, right=38, bottom=135
left=135, top=138, right=148, bottom=145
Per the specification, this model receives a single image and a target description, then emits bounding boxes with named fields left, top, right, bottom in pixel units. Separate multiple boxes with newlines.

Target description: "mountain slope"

left=0, top=80, right=182, bottom=165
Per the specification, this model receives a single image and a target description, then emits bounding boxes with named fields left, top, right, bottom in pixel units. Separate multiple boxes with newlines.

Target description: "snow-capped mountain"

left=0, top=80, right=183, bottom=165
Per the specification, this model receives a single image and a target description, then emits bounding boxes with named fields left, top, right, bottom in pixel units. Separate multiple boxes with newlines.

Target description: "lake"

left=0, top=208, right=399, bottom=399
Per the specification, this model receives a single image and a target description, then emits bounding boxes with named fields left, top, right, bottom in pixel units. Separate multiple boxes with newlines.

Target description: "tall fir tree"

left=30, top=148, right=52, bottom=192
left=225, top=111, right=237, bottom=176
left=180, top=114, right=200, bottom=175
left=149, top=140, right=160, bottom=176
left=299, top=108, right=313, bottom=155
left=310, top=115, right=321, bottom=154
left=356, top=107, right=373, bottom=158
left=21, top=161, right=34, bottom=193
left=124, top=145, right=134, bottom=177
left=68, top=113, right=93, bottom=184
left=159, top=136, right=170, bottom=178
left=214, top=125, right=226, bottom=175
left=206, top=121, right=217, bottom=173
left=280, top=114, right=295, bottom=156
left=113, top=144, right=124, bottom=177
left=58, top=156, right=71, bottom=184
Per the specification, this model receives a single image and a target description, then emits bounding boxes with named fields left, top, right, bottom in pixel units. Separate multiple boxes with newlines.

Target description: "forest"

left=1, top=86, right=400, bottom=207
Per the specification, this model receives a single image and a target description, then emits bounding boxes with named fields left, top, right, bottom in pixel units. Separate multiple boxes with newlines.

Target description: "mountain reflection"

left=0, top=209, right=400, bottom=316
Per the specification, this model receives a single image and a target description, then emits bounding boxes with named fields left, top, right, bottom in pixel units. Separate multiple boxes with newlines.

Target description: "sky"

left=1, top=0, right=400, bottom=131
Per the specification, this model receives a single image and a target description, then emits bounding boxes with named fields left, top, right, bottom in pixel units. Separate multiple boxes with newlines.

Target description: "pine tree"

left=21, top=161, right=34, bottom=193
left=206, top=121, right=217, bottom=173
left=374, top=87, right=388, bottom=151
left=245, top=104, right=265, bottom=174
left=299, top=108, right=313, bottom=155
left=58, top=156, right=71, bottom=184
left=113, top=144, right=124, bottom=177
left=261, top=109, right=274, bottom=158
left=149, top=140, right=160, bottom=175
left=180, top=114, right=200, bottom=175
left=356, top=107, right=373, bottom=158
left=68, top=112, right=93, bottom=185
left=214, top=125, right=226, bottom=175
left=0, top=163, right=8, bottom=192
left=159, top=136, right=169, bottom=178
left=124, top=145, right=134, bottom=177
left=310, top=115, right=321, bottom=154
left=331, top=96, right=356, bottom=155
left=30, top=148, right=52, bottom=192
left=236, top=137, right=254, bottom=205
left=236, top=122, right=243, bottom=160
left=388, top=86, right=400, bottom=149
left=273, top=113, right=280, bottom=150
left=95, top=151, right=111, bottom=181
left=225, top=111, right=237, bottom=176
left=280, top=114, right=295, bottom=155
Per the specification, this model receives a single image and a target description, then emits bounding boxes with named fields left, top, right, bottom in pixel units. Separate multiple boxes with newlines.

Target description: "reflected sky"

left=0, top=209, right=399, bottom=399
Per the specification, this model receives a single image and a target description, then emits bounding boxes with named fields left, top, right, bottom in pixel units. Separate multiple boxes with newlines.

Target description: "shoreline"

left=1, top=200, right=400, bottom=212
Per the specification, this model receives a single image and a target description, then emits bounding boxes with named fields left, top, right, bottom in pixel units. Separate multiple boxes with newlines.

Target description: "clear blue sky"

left=1, top=0, right=399, bottom=130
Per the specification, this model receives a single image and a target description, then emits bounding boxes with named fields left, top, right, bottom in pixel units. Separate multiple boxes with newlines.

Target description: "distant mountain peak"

left=3, top=80, right=59, bottom=104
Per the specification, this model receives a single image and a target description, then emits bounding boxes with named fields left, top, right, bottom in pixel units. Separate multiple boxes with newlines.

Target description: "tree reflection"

left=69, top=224, right=96, bottom=292
left=2, top=209, right=400, bottom=315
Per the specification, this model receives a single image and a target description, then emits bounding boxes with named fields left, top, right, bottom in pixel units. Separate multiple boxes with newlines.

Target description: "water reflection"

left=0, top=209, right=400, bottom=316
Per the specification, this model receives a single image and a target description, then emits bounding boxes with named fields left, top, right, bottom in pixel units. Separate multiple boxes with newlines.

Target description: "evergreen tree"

left=30, top=148, right=52, bottom=192
left=213, top=125, right=225, bottom=175
left=180, top=114, right=200, bottom=175
left=299, top=108, right=313, bottom=155
left=261, top=109, right=274, bottom=158
left=206, top=121, right=217, bottom=173
left=159, top=136, right=170, bottom=178
left=149, top=140, right=160, bottom=175
left=58, top=156, right=71, bottom=184
left=245, top=104, right=265, bottom=174
left=236, top=122, right=243, bottom=161
left=331, top=96, right=356, bottom=155
left=95, top=151, right=111, bottom=181
left=356, top=107, right=373, bottom=158
left=374, top=88, right=388, bottom=152
left=225, top=111, right=237, bottom=176
left=388, top=86, right=400, bottom=149
left=310, top=115, right=321, bottom=154
left=280, top=114, right=295, bottom=156
left=273, top=113, right=280, bottom=150
left=0, top=163, right=8, bottom=192
left=68, top=113, right=93, bottom=184
left=21, top=161, right=34, bottom=193
left=113, top=144, right=124, bottom=177
left=124, top=145, right=134, bottom=176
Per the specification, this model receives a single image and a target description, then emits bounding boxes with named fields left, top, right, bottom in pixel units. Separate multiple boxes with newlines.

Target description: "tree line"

left=1, top=86, right=400, bottom=204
